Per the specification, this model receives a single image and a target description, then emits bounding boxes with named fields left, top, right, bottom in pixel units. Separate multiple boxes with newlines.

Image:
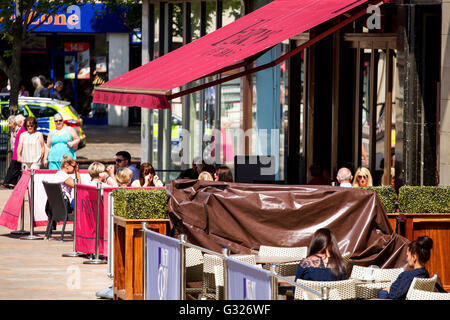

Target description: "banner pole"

left=222, top=248, right=229, bottom=300
left=179, top=234, right=186, bottom=300
left=62, top=177, right=83, bottom=257
left=84, top=182, right=106, bottom=264
left=21, top=169, right=43, bottom=240
left=270, top=264, right=278, bottom=300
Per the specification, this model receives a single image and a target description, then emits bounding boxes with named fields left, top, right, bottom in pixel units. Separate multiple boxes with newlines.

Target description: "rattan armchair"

left=406, top=274, right=438, bottom=300
left=294, top=278, right=357, bottom=300
left=258, top=245, right=307, bottom=276
left=185, top=247, right=204, bottom=296
left=407, top=289, right=450, bottom=300
left=350, top=265, right=404, bottom=282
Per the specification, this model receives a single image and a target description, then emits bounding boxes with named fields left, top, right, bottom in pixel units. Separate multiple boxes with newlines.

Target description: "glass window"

left=27, top=104, right=57, bottom=118
left=222, top=0, right=242, bottom=27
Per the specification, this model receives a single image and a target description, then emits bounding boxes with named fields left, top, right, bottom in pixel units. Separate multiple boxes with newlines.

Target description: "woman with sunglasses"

left=131, top=162, right=163, bottom=187
left=352, top=167, right=373, bottom=188
left=17, top=117, right=45, bottom=170
left=43, top=113, right=80, bottom=169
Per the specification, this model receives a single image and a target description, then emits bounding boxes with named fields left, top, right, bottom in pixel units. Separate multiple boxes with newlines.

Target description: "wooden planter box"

left=387, top=212, right=450, bottom=292
left=113, top=216, right=170, bottom=300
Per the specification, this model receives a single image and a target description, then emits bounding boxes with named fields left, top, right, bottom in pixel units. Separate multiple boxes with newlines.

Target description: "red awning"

left=93, top=0, right=369, bottom=109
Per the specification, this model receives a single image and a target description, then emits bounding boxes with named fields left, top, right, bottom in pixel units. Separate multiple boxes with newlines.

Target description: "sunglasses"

left=26, top=125, right=34, bottom=128
left=357, top=175, right=368, bottom=179
left=54, top=119, right=63, bottom=123
left=115, top=158, right=124, bottom=163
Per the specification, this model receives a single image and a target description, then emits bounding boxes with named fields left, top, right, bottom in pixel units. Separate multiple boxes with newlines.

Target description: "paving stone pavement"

left=76, top=125, right=141, bottom=160
left=0, top=125, right=140, bottom=300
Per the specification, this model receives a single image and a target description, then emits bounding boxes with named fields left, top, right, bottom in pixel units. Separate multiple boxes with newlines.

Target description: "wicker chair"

left=407, top=289, right=450, bottom=300
left=202, top=254, right=257, bottom=300
left=294, top=278, right=357, bottom=300
left=258, top=245, right=307, bottom=276
left=350, top=265, right=404, bottom=282
left=406, top=274, right=438, bottom=300
left=185, top=248, right=204, bottom=296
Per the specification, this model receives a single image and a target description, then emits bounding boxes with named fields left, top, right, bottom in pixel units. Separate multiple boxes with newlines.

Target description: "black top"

left=377, top=267, right=430, bottom=300
left=177, top=168, right=199, bottom=180
left=295, top=254, right=346, bottom=282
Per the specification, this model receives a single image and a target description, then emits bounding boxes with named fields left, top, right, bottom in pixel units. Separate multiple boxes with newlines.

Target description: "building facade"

left=138, top=0, right=447, bottom=187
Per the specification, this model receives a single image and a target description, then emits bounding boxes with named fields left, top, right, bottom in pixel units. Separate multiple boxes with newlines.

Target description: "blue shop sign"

left=29, top=3, right=129, bottom=33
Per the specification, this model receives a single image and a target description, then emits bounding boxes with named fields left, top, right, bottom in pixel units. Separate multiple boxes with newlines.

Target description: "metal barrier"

left=62, top=178, right=84, bottom=257
left=142, top=224, right=328, bottom=300
left=84, top=182, right=107, bottom=265
left=107, top=192, right=115, bottom=279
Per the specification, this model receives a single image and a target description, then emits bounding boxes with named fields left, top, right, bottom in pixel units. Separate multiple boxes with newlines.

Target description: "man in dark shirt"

left=51, top=81, right=64, bottom=100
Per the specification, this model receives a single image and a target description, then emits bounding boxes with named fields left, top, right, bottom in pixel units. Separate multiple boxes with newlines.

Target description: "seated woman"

left=49, top=155, right=81, bottom=210
left=214, top=165, right=233, bottom=182
left=295, top=228, right=347, bottom=282
left=377, top=236, right=433, bottom=300
left=198, top=171, right=214, bottom=181
left=352, top=167, right=373, bottom=187
left=115, top=167, right=133, bottom=187
left=131, top=162, right=163, bottom=187
left=87, top=161, right=117, bottom=187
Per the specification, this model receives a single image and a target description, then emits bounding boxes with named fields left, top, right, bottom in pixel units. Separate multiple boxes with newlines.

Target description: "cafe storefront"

left=95, top=0, right=444, bottom=188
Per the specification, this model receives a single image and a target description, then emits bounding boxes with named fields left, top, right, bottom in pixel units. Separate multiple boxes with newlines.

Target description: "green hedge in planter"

left=113, top=188, right=169, bottom=219
left=361, top=186, right=397, bottom=213
left=398, top=186, right=450, bottom=213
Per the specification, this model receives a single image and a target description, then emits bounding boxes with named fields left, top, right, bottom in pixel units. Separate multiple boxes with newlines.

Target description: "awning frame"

left=169, top=1, right=381, bottom=101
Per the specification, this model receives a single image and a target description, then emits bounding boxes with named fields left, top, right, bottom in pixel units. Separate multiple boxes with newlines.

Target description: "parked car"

left=0, top=95, right=86, bottom=149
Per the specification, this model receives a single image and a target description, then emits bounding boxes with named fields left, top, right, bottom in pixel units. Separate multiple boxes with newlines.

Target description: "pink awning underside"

left=93, top=0, right=368, bottom=109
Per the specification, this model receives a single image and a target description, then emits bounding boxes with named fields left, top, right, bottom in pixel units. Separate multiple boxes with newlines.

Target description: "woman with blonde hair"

left=87, top=161, right=117, bottom=187
left=115, top=167, right=133, bottom=187
left=198, top=171, right=214, bottom=181
left=352, top=167, right=373, bottom=187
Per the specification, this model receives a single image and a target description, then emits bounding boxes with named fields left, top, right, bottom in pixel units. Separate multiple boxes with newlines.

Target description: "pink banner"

left=76, top=184, right=109, bottom=255
left=0, top=171, right=31, bottom=230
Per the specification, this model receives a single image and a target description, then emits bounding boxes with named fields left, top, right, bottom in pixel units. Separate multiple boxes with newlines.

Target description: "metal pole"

left=107, top=193, right=114, bottom=279
left=84, top=182, right=106, bottom=264
left=179, top=234, right=186, bottom=300
left=222, top=248, right=229, bottom=300
left=270, top=264, right=278, bottom=300
left=21, top=169, right=43, bottom=240
left=142, top=222, right=148, bottom=300
left=62, top=177, right=83, bottom=257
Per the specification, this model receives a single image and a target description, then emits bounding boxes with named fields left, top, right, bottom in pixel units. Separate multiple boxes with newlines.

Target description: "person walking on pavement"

left=336, top=167, right=353, bottom=188
left=2, top=115, right=22, bottom=188
left=51, top=81, right=64, bottom=100
left=31, top=76, right=44, bottom=97
left=43, top=113, right=79, bottom=169
left=17, top=117, right=45, bottom=170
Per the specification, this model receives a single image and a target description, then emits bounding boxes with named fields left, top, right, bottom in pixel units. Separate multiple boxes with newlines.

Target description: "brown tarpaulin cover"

left=167, top=180, right=410, bottom=268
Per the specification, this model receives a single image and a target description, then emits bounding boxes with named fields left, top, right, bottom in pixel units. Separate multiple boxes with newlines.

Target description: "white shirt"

left=339, top=182, right=353, bottom=188
left=51, top=170, right=73, bottom=200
